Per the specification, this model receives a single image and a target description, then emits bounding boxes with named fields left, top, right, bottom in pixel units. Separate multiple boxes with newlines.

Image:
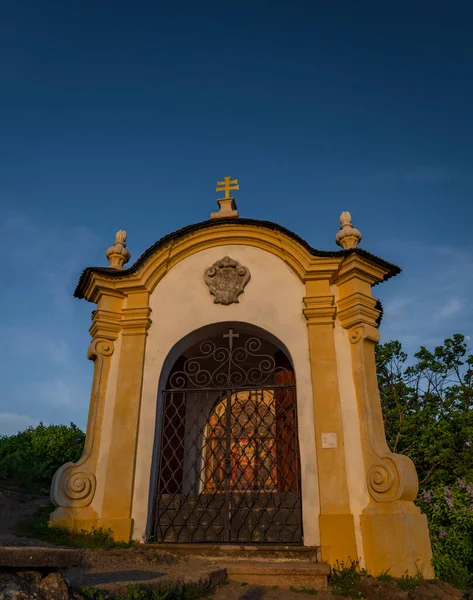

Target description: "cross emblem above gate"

left=223, top=328, right=239, bottom=351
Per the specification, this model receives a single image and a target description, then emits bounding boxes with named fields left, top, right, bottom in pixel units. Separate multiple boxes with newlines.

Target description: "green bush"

left=0, top=422, right=85, bottom=493
left=416, top=480, right=473, bottom=589
left=330, top=560, right=365, bottom=598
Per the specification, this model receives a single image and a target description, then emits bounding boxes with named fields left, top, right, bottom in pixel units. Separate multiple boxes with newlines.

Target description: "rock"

left=0, top=571, right=76, bottom=600
left=38, top=572, right=70, bottom=600
left=0, top=580, right=22, bottom=599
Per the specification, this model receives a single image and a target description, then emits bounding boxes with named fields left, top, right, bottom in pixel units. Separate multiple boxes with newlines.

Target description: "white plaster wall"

left=131, top=245, right=320, bottom=545
left=332, top=296, right=370, bottom=566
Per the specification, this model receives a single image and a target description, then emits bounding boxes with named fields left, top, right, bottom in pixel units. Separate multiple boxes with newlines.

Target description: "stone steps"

left=146, top=542, right=320, bottom=561
left=222, top=560, right=330, bottom=589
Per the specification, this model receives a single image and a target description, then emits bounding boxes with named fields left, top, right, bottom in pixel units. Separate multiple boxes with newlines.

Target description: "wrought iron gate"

left=154, top=329, right=303, bottom=544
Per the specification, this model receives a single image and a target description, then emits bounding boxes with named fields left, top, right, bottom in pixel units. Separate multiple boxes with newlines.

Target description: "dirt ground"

left=65, top=548, right=224, bottom=594
left=211, top=582, right=342, bottom=600
left=0, top=487, right=52, bottom=546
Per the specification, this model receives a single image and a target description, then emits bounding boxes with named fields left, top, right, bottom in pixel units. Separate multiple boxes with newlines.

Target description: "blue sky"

left=1, top=1, right=472, bottom=435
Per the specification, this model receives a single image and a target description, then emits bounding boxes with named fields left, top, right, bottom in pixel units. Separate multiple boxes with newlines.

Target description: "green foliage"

left=416, top=481, right=473, bottom=588
left=81, top=588, right=108, bottom=600
left=396, top=571, right=424, bottom=591
left=0, top=422, right=85, bottom=493
left=375, top=570, right=392, bottom=582
left=330, top=560, right=365, bottom=598
left=81, top=582, right=213, bottom=600
left=16, top=504, right=133, bottom=549
left=289, top=586, right=318, bottom=595
left=376, top=334, right=473, bottom=589
left=376, top=334, right=473, bottom=487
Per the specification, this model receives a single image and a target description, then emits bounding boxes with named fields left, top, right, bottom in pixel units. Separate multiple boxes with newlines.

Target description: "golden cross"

left=216, top=176, right=239, bottom=199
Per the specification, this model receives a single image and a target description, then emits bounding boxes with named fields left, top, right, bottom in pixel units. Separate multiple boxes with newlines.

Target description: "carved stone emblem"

left=204, top=256, right=250, bottom=305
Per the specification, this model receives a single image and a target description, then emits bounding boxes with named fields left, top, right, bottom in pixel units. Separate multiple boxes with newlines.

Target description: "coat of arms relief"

left=204, top=256, right=251, bottom=305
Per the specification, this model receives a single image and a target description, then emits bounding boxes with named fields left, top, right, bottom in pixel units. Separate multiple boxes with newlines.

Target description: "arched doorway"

left=154, top=326, right=303, bottom=544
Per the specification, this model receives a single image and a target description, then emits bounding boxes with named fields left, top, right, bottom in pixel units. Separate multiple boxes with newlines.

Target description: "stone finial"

left=106, top=229, right=130, bottom=269
left=335, top=211, right=362, bottom=250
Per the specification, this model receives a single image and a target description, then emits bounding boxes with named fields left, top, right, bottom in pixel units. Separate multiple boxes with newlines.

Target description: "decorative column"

left=50, top=290, right=123, bottom=529
left=98, top=289, right=151, bottom=540
left=335, top=253, right=433, bottom=577
left=303, top=273, right=358, bottom=564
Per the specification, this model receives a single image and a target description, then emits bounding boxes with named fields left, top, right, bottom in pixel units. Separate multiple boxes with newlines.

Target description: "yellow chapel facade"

left=50, top=179, right=433, bottom=577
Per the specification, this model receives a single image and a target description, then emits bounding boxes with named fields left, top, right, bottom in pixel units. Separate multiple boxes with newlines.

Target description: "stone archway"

left=152, top=324, right=303, bottom=544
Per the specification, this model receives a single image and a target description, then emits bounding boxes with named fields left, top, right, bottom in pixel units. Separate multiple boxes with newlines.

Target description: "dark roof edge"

left=74, top=217, right=401, bottom=299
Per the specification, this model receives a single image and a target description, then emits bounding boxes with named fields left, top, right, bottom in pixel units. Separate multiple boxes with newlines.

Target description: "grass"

left=330, top=560, right=365, bottom=598
left=396, top=571, right=425, bottom=591
left=15, top=504, right=133, bottom=549
left=330, top=559, right=430, bottom=597
left=375, top=569, right=393, bottom=582
left=81, top=582, right=214, bottom=599
left=289, top=586, right=318, bottom=595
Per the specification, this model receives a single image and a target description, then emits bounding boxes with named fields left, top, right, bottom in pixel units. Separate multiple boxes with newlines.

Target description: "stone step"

left=146, top=543, right=319, bottom=561
left=223, top=560, right=330, bottom=589
left=0, top=547, right=83, bottom=569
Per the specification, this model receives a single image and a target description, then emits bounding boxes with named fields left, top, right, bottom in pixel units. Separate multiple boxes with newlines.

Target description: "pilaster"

left=334, top=255, right=433, bottom=577
left=100, top=290, right=152, bottom=540
left=303, top=278, right=358, bottom=564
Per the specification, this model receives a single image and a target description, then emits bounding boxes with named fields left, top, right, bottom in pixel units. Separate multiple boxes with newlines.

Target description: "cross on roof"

left=216, top=176, right=239, bottom=199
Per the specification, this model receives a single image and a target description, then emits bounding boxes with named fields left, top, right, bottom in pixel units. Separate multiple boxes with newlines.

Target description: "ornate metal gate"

left=154, top=329, right=303, bottom=544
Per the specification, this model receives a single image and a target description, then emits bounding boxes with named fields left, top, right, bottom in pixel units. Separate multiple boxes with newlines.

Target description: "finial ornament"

left=106, top=229, right=131, bottom=269
left=211, top=176, right=239, bottom=219
left=335, top=211, right=362, bottom=249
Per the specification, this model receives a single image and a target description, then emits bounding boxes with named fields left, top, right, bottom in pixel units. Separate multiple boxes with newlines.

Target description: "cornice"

left=337, top=292, right=380, bottom=331
left=303, top=295, right=336, bottom=326
left=89, top=309, right=122, bottom=341
left=120, top=306, right=152, bottom=336
left=333, top=253, right=395, bottom=287
left=74, top=219, right=400, bottom=302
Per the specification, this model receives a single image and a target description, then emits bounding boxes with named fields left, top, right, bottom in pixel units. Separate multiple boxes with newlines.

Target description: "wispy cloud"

left=0, top=413, right=41, bottom=436
left=1, top=326, right=73, bottom=368
left=378, top=242, right=473, bottom=354
left=439, top=297, right=466, bottom=318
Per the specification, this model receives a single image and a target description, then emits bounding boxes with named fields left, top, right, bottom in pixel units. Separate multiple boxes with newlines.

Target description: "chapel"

left=50, top=178, right=433, bottom=576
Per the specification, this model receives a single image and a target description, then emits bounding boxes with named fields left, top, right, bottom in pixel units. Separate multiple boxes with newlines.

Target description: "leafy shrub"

left=330, top=560, right=365, bottom=598
left=417, top=480, right=473, bottom=588
left=0, top=422, right=85, bottom=493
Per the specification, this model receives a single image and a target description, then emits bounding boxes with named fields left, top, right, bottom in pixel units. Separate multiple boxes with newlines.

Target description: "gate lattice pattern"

left=154, top=330, right=303, bottom=544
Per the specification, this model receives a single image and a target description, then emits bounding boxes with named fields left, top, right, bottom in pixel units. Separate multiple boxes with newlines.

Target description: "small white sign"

left=321, top=433, right=338, bottom=449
